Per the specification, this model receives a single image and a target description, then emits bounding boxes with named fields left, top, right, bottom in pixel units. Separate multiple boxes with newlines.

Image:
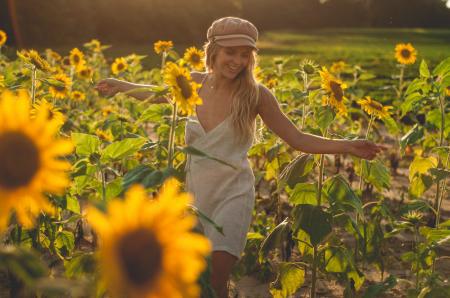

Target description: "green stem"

left=31, top=66, right=37, bottom=104
left=167, top=102, right=178, bottom=169
left=398, top=65, right=405, bottom=99
left=301, top=73, right=308, bottom=129
left=101, top=168, right=106, bottom=201
left=358, top=115, right=375, bottom=191
left=414, top=226, right=419, bottom=290
left=311, top=245, right=318, bottom=298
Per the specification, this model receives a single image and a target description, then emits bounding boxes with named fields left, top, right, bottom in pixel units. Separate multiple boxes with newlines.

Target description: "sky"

left=448, top=0, right=450, bottom=8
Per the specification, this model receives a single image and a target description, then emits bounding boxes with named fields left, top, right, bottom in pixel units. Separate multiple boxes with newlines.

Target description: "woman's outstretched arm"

left=257, top=85, right=382, bottom=160
left=95, top=78, right=168, bottom=103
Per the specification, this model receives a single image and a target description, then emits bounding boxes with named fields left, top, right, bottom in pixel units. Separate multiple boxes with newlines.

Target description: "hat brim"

left=215, top=38, right=258, bottom=50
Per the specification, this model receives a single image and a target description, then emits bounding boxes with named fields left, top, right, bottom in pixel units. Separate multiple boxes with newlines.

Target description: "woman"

left=96, top=16, right=383, bottom=298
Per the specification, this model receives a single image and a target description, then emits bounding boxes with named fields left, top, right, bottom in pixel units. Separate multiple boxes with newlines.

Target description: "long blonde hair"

left=203, top=41, right=260, bottom=143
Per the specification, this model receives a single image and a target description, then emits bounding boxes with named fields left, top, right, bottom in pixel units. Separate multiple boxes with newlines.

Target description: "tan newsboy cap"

left=207, top=16, right=258, bottom=50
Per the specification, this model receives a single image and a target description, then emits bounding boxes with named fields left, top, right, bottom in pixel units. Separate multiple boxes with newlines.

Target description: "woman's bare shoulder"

left=190, top=71, right=207, bottom=84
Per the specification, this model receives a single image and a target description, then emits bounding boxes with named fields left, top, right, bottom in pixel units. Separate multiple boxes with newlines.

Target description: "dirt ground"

left=231, top=160, right=450, bottom=298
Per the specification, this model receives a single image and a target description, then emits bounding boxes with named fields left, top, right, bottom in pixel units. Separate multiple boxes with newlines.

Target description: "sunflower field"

left=0, top=27, right=449, bottom=298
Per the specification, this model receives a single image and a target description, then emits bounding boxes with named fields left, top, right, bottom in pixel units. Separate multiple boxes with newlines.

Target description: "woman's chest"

left=196, top=91, right=232, bottom=131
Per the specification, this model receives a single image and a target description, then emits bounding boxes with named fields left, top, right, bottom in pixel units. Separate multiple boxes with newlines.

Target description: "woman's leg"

left=211, top=250, right=238, bottom=298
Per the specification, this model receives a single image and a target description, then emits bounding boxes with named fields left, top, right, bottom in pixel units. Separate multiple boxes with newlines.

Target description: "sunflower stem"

left=358, top=115, right=374, bottom=191
left=301, top=73, right=309, bottom=129
left=167, top=102, right=178, bottom=169
left=31, top=66, right=37, bottom=104
left=398, top=65, right=405, bottom=99
left=101, top=168, right=106, bottom=202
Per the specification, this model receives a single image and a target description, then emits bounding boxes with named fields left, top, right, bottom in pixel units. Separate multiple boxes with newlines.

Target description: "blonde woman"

left=96, top=16, right=383, bottom=298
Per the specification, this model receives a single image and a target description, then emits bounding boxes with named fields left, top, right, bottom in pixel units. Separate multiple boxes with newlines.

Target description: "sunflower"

left=86, top=179, right=211, bottom=298
left=17, top=50, right=53, bottom=72
left=0, top=90, right=73, bottom=232
left=299, top=59, right=318, bottom=75
left=0, top=30, right=7, bottom=46
left=95, top=129, right=113, bottom=142
left=48, top=73, right=72, bottom=99
left=445, top=86, right=450, bottom=97
left=111, top=57, right=128, bottom=75
left=61, top=56, right=71, bottom=67
left=183, top=47, right=205, bottom=71
left=32, top=99, right=65, bottom=127
left=45, top=49, right=62, bottom=63
left=69, top=48, right=86, bottom=69
left=395, top=43, right=417, bottom=65
left=101, top=106, right=115, bottom=117
left=330, top=61, right=347, bottom=74
left=84, top=39, right=102, bottom=53
left=154, top=40, right=173, bottom=55
left=0, top=75, right=4, bottom=90
left=319, top=67, right=348, bottom=116
left=357, top=96, right=393, bottom=120
left=70, top=90, right=86, bottom=101
left=163, top=62, right=202, bottom=115
left=76, top=65, right=94, bottom=80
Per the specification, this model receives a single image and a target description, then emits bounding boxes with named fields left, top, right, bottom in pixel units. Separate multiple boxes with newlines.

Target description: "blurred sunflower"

left=445, top=86, right=450, bottom=97
left=17, top=50, right=53, bottom=72
left=48, top=73, right=72, bottom=99
left=0, top=90, right=73, bottom=231
left=111, top=57, right=128, bottom=75
left=0, top=75, right=4, bottom=90
left=101, top=106, right=115, bottom=117
left=71, top=90, right=86, bottom=102
left=330, top=61, right=347, bottom=74
left=84, top=39, right=102, bottom=53
left=299, top=59, right=318, bottom=75
left=95, top=129, right=113, bottom=142
left=77, top=66, right=94, bottom=80
left=319, top=67, right=348, bottom=116
left=0, top=30, right=7, bottom=46
left=357, top=96, right=393, bottom=120
left=164, top=62, right=202, bottom=115
left=45, top=49, right=62, bottom=63
left=61, top=56, right=71, bottom=68
left=86, top=179, right=211, bottom=298
left=154, top=40, right=173, bottom=55
left=395, top=43, right=417, bottom=65
left=183, top=47, right=205, bottom=71
left=32, top=99, right=65, bottom=127
left=69, top=48, right=86, bottom=69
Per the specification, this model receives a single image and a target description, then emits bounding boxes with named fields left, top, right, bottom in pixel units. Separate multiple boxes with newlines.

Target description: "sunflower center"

left=118, top=228, right=163, bottom=287
left=401, top=49, right=411, bottom=59
left=0, top=132, right=40, bottom=189
left=191, top=54, right=201, bottom=63
left=73, top=55, right=80, bottom=64
left=176, top=75, right=193, bottom=99
left=117, top=63, right=125, bottom=71
left=55, top=81, right=66, bottom=92
left=330, top=81, right=344, bottom=101
left=368, top=100, right=383, bottom=111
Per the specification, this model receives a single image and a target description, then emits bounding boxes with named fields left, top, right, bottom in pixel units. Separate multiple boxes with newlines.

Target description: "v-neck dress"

left=184, top=81, right=255, bottom=258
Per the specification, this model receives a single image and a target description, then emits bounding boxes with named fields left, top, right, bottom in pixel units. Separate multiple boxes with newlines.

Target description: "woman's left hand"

left=348, top=139, right=385, bottom=160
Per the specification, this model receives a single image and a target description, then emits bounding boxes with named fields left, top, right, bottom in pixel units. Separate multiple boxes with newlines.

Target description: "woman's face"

left=212, top=46, right=252, bottom=80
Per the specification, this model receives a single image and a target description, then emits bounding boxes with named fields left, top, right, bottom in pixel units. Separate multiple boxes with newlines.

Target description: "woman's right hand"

left=95, top=78, right=121, bottom=97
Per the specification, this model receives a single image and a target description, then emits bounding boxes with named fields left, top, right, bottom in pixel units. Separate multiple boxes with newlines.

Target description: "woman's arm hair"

left=256, top=84, right=381, bottom=159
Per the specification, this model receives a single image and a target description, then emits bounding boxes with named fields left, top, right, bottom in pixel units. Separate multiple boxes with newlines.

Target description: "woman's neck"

left=208, top=72, right=237, bottom=91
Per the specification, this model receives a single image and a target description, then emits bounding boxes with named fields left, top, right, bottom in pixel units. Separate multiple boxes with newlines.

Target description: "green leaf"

left=432, top=57, right=450, bottom=76
left=279, top=153, right=315, bottom=189
left=410, top=175, right=433, bottom=197
left=71, top=133, right=101, bottom=156
left=361, top=159, right=391, bottom=191
left=182, top=146, right=237, bottom=169
left=101, top=137, right=146, bottom=161
left=259, top=218, right=291, bottom=262
left=289, top=183, right=317, bottom=205
left=55, top=231, right=75, bottom=252
left=363, top=275, right=397, bottom=298
left=324, top=247, right=349, bottom=273
left=316, top=106, right=335, bottom=133
left=429, top=168, right=450, bottom=181
left=122, top=164, right=155, bottom=189
left=382, top=115, right=400, bottom=134
left=138, top=104, right=171, bottom=122
left=64, top=252, right=96, bottom=278
left=322, top=175, right=363, bottom=216
left=105, top=178, right=123, bottom=200
left=347, top=270, right=365, bottom=291
left=409, top=156, right=438, bottom=181
left=400, top=124, right=424, bottom=153
left=400, top=93, right=424, bottom=116
left=419, top=60, right=430, bottom=78
left=419, top=227, right=450, bottom=244
left=189, top=206, right=224, bottom=235
left=65, top=195, right=80, bottom=214
left=292, top=204, right=332, bottom=246
left=270, top=262, right=305, bottom=298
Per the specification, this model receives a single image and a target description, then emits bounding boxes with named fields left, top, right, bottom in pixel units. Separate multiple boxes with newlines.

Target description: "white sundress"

left=185, top=108, right=255, bottom=258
